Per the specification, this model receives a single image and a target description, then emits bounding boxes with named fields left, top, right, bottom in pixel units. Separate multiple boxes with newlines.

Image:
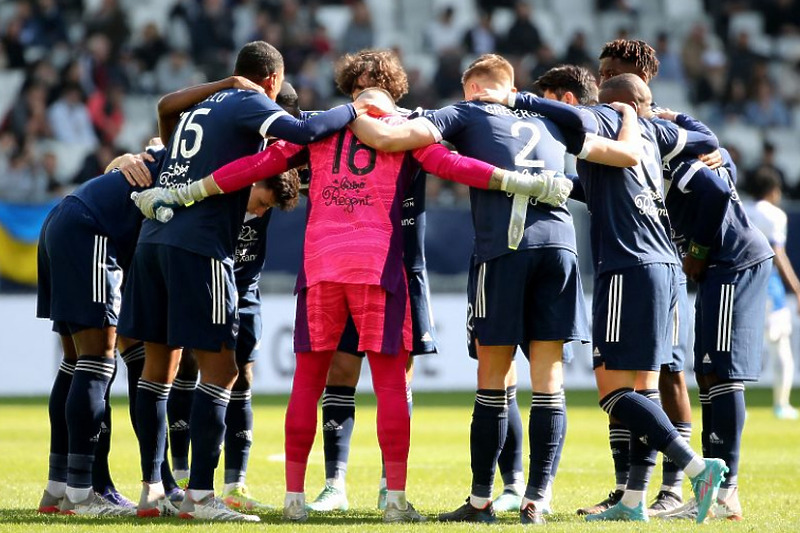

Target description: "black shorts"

left=118, top=243, right=238, bottom=352
left=37, top=198, right=123, bottom=333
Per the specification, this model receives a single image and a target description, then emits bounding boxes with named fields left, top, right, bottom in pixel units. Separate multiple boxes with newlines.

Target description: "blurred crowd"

left=2, top=0, right=800, bottom=206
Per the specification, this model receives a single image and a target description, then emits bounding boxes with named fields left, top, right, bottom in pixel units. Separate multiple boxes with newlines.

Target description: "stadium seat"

left=717, top=124, right=764, bottom=168
left=316, top=6, right=351, bottom=44
left=728, top=11, right=765, bottom=41
left=776, top=35, right=800, bottom=63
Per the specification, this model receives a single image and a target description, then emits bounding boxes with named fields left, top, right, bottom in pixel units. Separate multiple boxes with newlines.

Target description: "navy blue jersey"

left=666, top=149, right=773, bottom=274
left=139, top=89, right=355, bottom=261
left=402, top=171, right=427, bottom=272
left=70, top=147, right=165, bottom=268
left=574, top=106, right=687, bottom=274
left=233, top=210, right=273, bottom=291
left=421, top=100, right=581, bottom=262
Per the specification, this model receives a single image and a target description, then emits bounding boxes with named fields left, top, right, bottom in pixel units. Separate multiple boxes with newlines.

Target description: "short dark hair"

left=749, top=168, right=782, bottom=200
left=599, top=39, right=659, bottom=80
left=276, top=82, right=300, bottom=118
left=534, top=65, right=598, bottom=105
left=259, top=168, right=300, bottom=211
left=234, top=41, right=284, bottom=82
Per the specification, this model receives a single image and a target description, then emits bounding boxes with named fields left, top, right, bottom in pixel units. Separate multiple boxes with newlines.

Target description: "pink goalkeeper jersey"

left=299, top=115, right=416, bottom=294
left=211, top=113, right=497, bottom=295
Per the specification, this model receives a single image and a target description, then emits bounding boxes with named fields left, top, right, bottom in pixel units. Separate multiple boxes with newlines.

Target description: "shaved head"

left=598, top=73, right=652, bottom=115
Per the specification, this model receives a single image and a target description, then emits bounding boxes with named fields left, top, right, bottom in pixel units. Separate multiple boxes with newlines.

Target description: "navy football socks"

left=65, top=356, right=115, bottom=491
left=524, top=390, right=564, bottom=502
left=321, top=385, right=356, bottom=482
left=168, top=378, right=196, bottom=473
left=224, top=389, right=253, bottom=485
left=136, top=379, right=171, bottom=483
left=47, top=360, right=75, bottom=484
left=470, top=389, right=508, bottom=500
left=709, top=381, right=745, bottom=489
left=188, top=383, right=230, bottom=491
left=91, top=362, right=117, bottom=492
left=498, top=386, right=524, bottom=490
left=600, top=388, right=695, bottom=470
left=627, top=389, right=660, bottom=492
left=609, top=421, right=630, bottom=488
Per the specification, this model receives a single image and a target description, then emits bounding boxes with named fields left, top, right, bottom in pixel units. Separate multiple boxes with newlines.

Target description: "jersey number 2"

left=511, top=122, right=545, bottom=169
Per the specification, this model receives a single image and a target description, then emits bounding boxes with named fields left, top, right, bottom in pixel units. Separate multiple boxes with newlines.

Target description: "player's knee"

left=233, top=363, right=253, bottom=391
left=327, top=354, right=361, bottom=387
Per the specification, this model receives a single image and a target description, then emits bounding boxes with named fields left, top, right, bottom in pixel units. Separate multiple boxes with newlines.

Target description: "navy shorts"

left=693, top=260, right=771, bottom=381
left=336, top=269, right=439, bottom=358
left=235, top=287, right=262, bottom=365
left=592, top=263, right=679, bottom=372
left=663, top=279, right=690, bottom=373
left=467, top=248, right=590, bottom=356
left=117, top=243, right=238, bottom=352
left=37, top=198, right=124, bottom=332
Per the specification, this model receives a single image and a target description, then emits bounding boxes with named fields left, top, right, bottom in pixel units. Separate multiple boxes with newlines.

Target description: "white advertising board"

left=1, top=294, right=798, bottom=396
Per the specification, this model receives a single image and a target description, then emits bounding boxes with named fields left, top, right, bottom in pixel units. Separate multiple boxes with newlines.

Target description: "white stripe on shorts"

left=672, top=303, right=680, bottom=346
left=716, top=283, right=734, bottom=352
left=92, top=235, right=108, bottom=303
left=211, top=259, right=226, bottom=325
left=475, top=262, right=487, bottom=319
left=605, top=274, right=623, bottom=343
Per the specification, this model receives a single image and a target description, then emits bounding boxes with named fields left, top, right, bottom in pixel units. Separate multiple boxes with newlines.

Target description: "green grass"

left=1, top=389, right=799, bottom=531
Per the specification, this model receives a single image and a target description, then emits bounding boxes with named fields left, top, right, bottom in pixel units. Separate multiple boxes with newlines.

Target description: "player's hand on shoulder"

left=471, top=87, right=511, bottom=106
left=654, top=108, right=679, bottom=122
left=352, top=90, right=395, bottom=117
left=118, top=152, right=155, bottom=187
left=609, top=101, right=640, bottom=118
left=699, top=149, right=723, bottom=170
left=229, top=75, right=265, bottom=94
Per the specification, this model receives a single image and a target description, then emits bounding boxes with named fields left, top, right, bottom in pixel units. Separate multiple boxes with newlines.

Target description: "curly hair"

left=599, top=39, right=659, bottom=81
left=535, top=65, right=598, bottom=105
left=259, top=168, right=300, bottom=211
left=335, top=49, right=409, bottom=101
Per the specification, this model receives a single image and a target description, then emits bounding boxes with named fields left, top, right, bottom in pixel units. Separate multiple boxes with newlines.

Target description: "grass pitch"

left=1, top=389, right=799, bottom=532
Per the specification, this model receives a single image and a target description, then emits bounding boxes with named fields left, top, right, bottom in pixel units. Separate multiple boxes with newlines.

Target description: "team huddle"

left=35, top=36, right=774, bottom=525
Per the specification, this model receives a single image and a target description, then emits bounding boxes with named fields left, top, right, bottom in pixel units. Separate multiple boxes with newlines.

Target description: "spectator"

left=72, top=142, right=119, bottom=185
left=501, top=1, right=543, bottom=57
left=47, top=83, right=98, bottom=149
left=726, top=31, right=765, bottom=88
left=763, top=0, right=800, bottom=37
left=744, top=79, right=792, bottom=128
left=561, top=31, right=594, bottom=70
left=84, top=0, right=130, bottom=59
left=87, top=83, right=125, bottom=145
left=340, top=0, right=373, bottom=54
left=25, top=0, right=69, bottom=50
left=1, top=11, right=28, bottom=69
left=78, top=33, right=125, bottom=94
left=426, top=5, right=463, bottom=57
left=155, top=49, right=200, bottom=94
left=432, top=50, right=464, bottom=101
left=463, top=10, right=496, bottom=56
left=654, top=31, right=684, bottom=82
left=189, top=0, right=236, bottom=81
left=10, top=82, right=51, bottom=142
left=133, top=22, right=170, bottom=73
left=0, top=143, right=51, bottom=203
left=746, top=141, right=788, bottom=194
left=530, top=44, right=559, bottom=84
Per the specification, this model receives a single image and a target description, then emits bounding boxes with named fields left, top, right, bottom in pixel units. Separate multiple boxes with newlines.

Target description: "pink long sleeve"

left=412, top=143, right=495, bottom=189
left=212, top=140, right=305, bottom=193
